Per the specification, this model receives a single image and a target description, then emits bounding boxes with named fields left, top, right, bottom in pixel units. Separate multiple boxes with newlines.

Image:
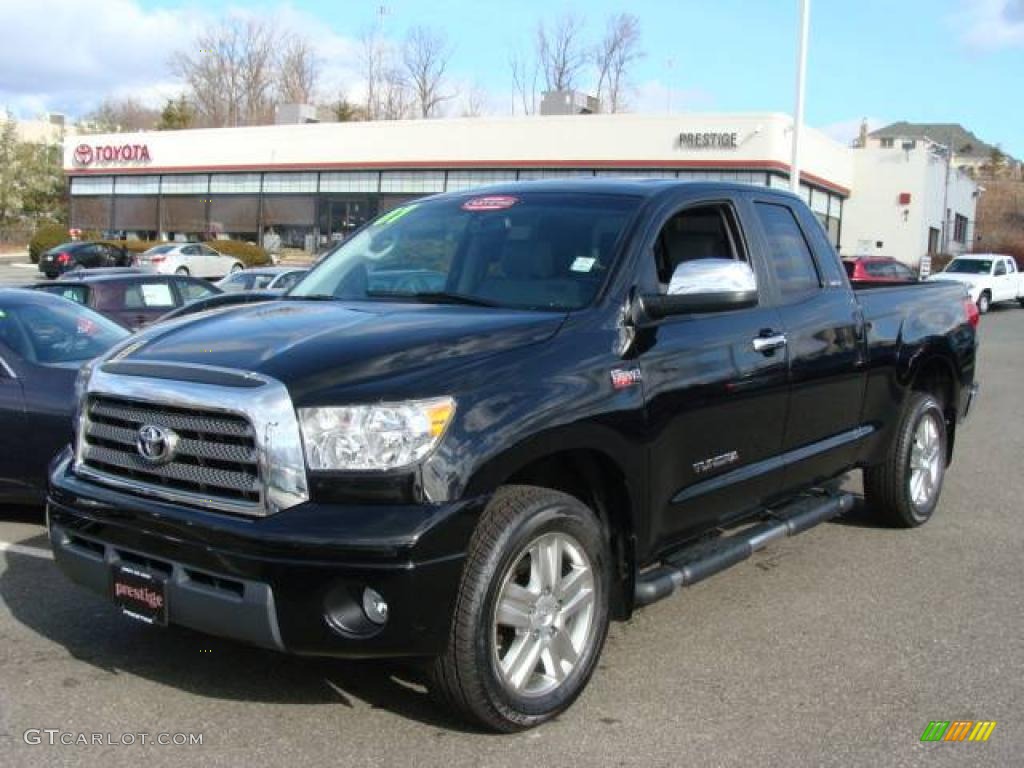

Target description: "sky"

left=1, top=0, right=1022, bottom=156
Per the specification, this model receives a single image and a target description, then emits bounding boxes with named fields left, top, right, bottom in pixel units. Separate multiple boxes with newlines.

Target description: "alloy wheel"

left=492, top=531, right=596, bottom=698
left=909, top=413, right=943, bottom=507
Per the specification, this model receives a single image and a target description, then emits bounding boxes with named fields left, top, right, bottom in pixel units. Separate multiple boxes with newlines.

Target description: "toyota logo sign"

left=136, top=424, right=179, bottom=465
left=73, top=144, right=94, bottom=166
left=73, top=142, right=151, bottom=166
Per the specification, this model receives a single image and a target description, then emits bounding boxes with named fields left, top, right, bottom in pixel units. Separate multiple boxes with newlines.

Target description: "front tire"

left=230, top=262, right=243, bottom=274
left=431, top=486, right=610, bottom=732
left=864, top=392, right=947, bottom=528
left=977, top=291, right=991, bottom=314
left=175, top=266, right=190, bottom=276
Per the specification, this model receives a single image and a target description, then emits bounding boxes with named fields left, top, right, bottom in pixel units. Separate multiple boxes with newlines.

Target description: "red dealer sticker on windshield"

left=462, top=195, right=518, bottom=212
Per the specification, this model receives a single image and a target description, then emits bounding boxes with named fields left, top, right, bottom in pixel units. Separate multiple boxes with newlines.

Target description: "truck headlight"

left=298, top=397, right=455, bottom=471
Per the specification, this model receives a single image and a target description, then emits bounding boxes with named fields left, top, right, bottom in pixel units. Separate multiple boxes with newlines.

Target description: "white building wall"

left=841, top=145, right=977, bottom=266
left=63, top=113, right=854, bottom=193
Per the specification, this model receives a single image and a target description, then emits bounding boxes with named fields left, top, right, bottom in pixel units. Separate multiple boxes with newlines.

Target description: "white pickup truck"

left=928, top=253, right=1024, bottom=313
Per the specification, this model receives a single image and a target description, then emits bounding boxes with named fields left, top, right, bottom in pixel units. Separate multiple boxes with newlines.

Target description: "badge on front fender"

left=611, top=367, right=642, bottom=390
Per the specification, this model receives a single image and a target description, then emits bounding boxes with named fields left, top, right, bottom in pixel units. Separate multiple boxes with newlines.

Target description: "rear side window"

left=754, top=203, right=820, bottom=300
left=123, top=281, right=177, bottom=309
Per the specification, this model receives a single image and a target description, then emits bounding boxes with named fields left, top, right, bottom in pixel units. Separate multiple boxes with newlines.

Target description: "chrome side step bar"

left=634, top=492, right=855, bottom=607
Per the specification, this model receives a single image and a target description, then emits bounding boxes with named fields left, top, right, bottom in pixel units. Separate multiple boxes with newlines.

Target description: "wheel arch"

left=464, top=434, right=642, bottom=620
left=908, top=352, right=960, bottom=463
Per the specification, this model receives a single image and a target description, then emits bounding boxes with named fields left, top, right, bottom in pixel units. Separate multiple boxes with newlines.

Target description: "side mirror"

left=638, top=259, right=758, bottom=320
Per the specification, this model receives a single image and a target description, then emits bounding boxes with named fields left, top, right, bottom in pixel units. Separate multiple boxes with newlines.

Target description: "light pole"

left=790, top=0, right=810, bottom=194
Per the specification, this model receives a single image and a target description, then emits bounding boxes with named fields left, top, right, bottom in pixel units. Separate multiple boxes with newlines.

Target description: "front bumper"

left=47, top=451, right=484, bottom=658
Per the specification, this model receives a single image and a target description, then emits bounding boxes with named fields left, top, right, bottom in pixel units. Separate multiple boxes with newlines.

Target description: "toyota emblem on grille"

left=136, top=424, right=179, bottom=465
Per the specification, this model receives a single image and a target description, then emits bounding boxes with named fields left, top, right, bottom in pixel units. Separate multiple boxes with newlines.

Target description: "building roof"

left=869, top=122, right=1012, bottom=161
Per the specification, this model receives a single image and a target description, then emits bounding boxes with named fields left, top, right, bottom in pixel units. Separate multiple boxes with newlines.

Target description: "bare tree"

left=460, top=83, right=489, bottom=117
left=277, top=35, right=320, bottom=104
left=172, top=18, right=277, bottom=126
left=592, top=13, right=643, bottom=113
left=509, top=47, right=540, bottom=115
left=403, top=26, right=454, bottom=118
left=360, top=29, right=412, bottom=120
left=239, top=20, right=276, bottom=124
left=379, top=65, right=412, bottom=120
left=536, top=13, right=587, bottom=92
left=359, top=30, right=383, bottom=120
left=82, top=98, right=160, bottom=133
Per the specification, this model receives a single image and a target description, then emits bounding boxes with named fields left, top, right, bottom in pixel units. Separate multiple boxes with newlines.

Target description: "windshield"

left=290, top=192, right=641, bottom=310
left=945, top=259, right=992, bottom=275
left=0, top=300, right=129, bottom=364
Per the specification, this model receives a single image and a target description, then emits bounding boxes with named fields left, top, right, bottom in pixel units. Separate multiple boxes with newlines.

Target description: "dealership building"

left=62, top=112, right=976, bottom=265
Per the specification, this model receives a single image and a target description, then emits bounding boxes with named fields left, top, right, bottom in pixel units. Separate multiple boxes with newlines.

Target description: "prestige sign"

left=73, top=142, right=151, bottom=167
left=678, top=132, right=739, bottom=149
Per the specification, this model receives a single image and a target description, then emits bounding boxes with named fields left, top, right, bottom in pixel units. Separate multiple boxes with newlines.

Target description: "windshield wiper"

left=365, top=290, right=500, bottom=307
left=282, top=293, right=338, bottom=301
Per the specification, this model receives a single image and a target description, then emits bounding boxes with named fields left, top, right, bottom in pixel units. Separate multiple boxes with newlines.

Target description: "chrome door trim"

left=0, top=354, right=17, bottom=379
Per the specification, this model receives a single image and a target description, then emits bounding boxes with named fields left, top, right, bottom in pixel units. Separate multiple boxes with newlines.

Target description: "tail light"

left=149, top=255, right=165, bottom=264
left=56, top=251, right=71, bottom=265
left=964, top=296, right=980, bottom=330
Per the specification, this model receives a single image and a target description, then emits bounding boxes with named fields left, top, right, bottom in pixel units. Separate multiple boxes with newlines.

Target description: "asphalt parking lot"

left=0, top=287, right=1020, bottom=767
left=0, top=253, right=39, bottom=286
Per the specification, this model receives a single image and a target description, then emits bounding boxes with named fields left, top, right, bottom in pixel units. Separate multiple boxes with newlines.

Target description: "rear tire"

left=230, top=262, right=243, bottom=274
left=977, top=292, right=991, bottom=314
left=431, top=486, right=610, bottom=732
left=864, top=392, right=947, bottom=528
left=175, top=266, right=189, bottom=276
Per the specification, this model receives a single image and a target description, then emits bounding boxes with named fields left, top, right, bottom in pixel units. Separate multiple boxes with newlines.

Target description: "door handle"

left=752, top=333, right=787, bottom=354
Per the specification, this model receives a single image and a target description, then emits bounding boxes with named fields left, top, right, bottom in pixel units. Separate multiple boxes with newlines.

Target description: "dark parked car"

left=38, top=241, right=131, bottom=279
left=842, top=255, right=919, bottom=282
left=34, top=273, right=221, bottom=330
left=0, top=289, right=129, bottom=504
left=49, top=182, right=978, bottom=731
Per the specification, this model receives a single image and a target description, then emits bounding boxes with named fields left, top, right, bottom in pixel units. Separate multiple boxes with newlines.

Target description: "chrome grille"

left=80, top=394, right=262, bottom=510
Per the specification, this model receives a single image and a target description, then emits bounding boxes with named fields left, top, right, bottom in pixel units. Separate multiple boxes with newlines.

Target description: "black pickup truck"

left=48, top=181, right=979, bottom=731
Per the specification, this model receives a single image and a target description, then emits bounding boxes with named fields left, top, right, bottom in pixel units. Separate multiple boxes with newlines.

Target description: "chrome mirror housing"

left=638, top=259, right=759, bottom=320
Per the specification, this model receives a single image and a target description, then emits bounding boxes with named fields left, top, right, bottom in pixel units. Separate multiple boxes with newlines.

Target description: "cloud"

left=0, top=0, right=202, bottom=117
left=953, top=0, right=1024, bottom=50
left=0, top=0, right=363, bottom=119
left=818, top=117, right=885, bottom=147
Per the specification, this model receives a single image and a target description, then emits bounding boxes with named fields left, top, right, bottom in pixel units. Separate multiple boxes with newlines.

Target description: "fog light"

left=362, top=587, right=389, bottom=625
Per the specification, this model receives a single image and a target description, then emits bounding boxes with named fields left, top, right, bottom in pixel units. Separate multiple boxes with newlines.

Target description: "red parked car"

left=843, top=256, right=919, bottom=282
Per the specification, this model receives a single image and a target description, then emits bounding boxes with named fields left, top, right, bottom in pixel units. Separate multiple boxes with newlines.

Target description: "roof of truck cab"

left=428, top=178, right=802, bottom=201
left=952, top=253, right=1007, bottom=260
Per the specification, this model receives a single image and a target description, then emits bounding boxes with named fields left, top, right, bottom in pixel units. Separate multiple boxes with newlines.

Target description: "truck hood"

left=112, top=299, right=566, bottom=400
left=928, top=273, right=984, bottom=286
